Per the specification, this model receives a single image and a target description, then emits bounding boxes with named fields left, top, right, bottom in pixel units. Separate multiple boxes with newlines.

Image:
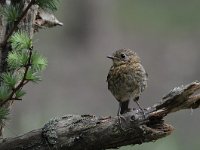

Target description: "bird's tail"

left=120, top=100, right=130, bottom=114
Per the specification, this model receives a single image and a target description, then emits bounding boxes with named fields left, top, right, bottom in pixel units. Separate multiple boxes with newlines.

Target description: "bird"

left=107, top=48, right=148, bottom=117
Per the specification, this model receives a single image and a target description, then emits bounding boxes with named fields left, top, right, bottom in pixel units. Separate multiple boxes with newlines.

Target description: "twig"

left=0, top=46, right=33, bottom=107
left=0, top=81, right=199, bottom=150
left=0, top=0, right=36, bottom=49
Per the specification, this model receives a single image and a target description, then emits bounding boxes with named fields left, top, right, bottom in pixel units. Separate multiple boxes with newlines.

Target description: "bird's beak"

left=107, top=56, right=114, bottom=59
left=107, top=56, right=118, bottom=60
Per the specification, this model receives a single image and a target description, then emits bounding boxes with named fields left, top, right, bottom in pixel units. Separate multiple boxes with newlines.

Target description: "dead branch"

left=0, top=81, right=199, bottom=150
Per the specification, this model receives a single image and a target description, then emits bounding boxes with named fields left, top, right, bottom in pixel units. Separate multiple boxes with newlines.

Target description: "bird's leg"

left=117, top=102, right=127, bottom=131
left=120, top=100, right=130, bottom=114
left=134, top=97, right=146, bottom=118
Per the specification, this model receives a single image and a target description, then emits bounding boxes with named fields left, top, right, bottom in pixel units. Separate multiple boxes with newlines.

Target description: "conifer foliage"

left=0, top=0, right=59, bottom=125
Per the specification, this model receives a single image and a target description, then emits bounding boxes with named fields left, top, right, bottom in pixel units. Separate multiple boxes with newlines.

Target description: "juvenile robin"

left=107, top=48, right=147, bottom=117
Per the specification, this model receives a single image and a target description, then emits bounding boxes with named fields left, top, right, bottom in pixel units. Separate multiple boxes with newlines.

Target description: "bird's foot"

left=117, top=114, right=127, bottom=131
left=135, top=101, right=146, bottom=119
left=140, top=108, right=146, bottom=119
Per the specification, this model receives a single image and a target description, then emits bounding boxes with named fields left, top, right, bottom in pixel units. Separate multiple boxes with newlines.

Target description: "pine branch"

left=0, top=46, right=33, bottom=107
left=0, top=0, right=59, bottom=138
left=0, top=81, right=200, bottom=150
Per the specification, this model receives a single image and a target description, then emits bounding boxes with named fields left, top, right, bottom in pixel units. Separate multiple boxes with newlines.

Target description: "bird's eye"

left=120, top=53, right=126, bottom=59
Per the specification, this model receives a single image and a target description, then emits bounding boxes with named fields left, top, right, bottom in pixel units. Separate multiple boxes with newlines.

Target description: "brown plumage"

left=107, top=48, right=147, bottom=115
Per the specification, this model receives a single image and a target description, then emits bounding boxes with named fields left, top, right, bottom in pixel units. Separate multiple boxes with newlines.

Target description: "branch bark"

left=0, top=81, right=200, bottom=150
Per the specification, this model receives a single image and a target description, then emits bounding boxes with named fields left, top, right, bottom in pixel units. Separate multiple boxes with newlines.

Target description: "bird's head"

left=107, top=48, right=140, bottom=66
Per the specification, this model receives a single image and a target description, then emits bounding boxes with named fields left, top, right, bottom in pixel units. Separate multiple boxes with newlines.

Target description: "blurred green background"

left=4, top=0, right=200, bottom=149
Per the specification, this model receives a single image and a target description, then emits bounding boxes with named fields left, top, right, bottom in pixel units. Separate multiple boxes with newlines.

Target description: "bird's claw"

left=117, top=114, right=127, bottom=131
